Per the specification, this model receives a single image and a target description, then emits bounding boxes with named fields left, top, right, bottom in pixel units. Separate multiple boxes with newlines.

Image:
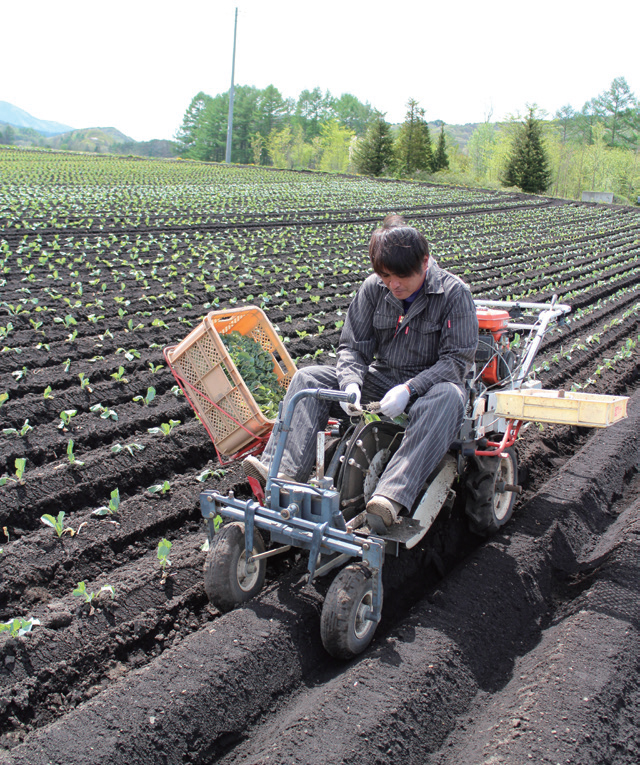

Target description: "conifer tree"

left=433, top=125, right=449, bottom=171
left=394, top=98, right=434, bottom=176
left=353, top=115, right=394, bottom=176
left=502, top=107, right=551, bottom=194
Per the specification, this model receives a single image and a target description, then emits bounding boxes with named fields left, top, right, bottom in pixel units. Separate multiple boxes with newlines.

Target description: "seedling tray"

left=494, top=389, right=628, bottom=428
left=165, top=307, right=296, bottom=459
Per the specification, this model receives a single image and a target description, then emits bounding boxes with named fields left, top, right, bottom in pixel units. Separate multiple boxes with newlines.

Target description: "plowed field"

left=0, top=148, right=639, bottom=764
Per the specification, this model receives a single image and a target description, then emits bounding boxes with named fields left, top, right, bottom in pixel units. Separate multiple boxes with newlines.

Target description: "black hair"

left=368, top=214, right=430, bottom=277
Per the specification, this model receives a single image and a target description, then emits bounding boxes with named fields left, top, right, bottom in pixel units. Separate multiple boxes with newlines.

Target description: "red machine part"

left=476, top=308, right=511, bottom=386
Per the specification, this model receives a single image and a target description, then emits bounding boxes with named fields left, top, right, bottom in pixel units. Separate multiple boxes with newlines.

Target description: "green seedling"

left=67, top=439, right=84, bottom=466
left=111, top=442, right=145, bottom=456
left=73, top=581, right=115, bottom=605
left=133, top=386, right=156, bottom=406
left=0, top=458, right=27, bottom=486
left=63, top=357, right=71, bottom=372
left=41, top=511, right=74, bottom=537
left=116, top=347, right=141, bottom=361
left=43, top=386, right=54, bottom=399
left=148, top=362, right=164, bottom=373
left=0, top=617, right=41, bottom=637
left=147, top=419, right=180, bottom=437
left=110, top=366, right=128, bottom=382
left=196, top=467, right=226, bottom=482
left=58, top=409, right=78, bottom=430
left=54, top=314, right=77, bottom=327
left=170, top=385, right=184, bottom=397
left=93, top=488, right=120, bottom=517
left=3, top=419, right=33, bottom=437
left=90, top=403, right=118, bottom=421
left=0, top=392, right=8, bottom=408
left=157, top=538, right=172, bottom=576
left=78, top=373, right=92, bottom=392
left=148, top=480, right=170, bottom=495
left=11, top=367, right=28, bottom=381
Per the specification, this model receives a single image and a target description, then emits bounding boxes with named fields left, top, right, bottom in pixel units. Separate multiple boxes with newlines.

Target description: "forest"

left=175, top=77, right=640, bottom=204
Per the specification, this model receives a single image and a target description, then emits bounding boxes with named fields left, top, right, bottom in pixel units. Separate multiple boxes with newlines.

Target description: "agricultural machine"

left=166, top=297, right=628, bottom=659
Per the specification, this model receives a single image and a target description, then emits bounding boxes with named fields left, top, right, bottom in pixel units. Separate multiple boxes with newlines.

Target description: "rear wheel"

left=321, top=564, right=381, bottom=659
left=203, top=522, right=266, bottom=612
left=465, top=447, right=518, bottom=536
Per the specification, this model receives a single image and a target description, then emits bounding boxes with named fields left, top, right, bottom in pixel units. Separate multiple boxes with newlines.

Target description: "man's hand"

left=340, top=383, right=362, bottom=415
left=379, top=384, right=411, bottom=418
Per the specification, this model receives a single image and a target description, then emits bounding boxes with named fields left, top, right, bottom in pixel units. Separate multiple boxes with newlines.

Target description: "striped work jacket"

left=336, top=260, right=479, bottom=395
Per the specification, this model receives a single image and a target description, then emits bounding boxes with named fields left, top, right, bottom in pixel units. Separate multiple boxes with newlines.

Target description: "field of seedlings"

left=0, top=146, right=639, bottom=765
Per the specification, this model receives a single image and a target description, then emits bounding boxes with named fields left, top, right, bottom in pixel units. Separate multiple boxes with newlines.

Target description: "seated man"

left=244, top=214, right=478, bottom=530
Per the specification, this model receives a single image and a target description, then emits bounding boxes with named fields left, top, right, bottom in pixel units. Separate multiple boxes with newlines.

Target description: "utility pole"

left=225, top=7, right=238, bottom=164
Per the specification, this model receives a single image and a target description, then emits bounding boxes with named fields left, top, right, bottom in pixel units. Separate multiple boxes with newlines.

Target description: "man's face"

left=377, top=256, right=429, bottom=301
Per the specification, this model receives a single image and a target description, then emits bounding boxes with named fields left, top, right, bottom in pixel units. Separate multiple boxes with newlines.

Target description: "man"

left=244, top=214, right=478, bottom=531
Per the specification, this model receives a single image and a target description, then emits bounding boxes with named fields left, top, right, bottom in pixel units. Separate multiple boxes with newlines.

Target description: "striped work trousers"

left=261, top=364, right=466, bottom=511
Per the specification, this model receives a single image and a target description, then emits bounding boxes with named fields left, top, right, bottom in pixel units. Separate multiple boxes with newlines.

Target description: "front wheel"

left=465, top=447, right=518, bottom=536
left=321, top=564, right=381, bottom=659
left=203, top=522, right=266, bottom=612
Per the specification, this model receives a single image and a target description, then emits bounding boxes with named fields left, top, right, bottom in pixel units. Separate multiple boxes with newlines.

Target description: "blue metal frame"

left=200, top=388, right=385, bottom=623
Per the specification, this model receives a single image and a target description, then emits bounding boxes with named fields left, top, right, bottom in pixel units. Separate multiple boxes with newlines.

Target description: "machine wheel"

left=320, top=563, right=381, bottom=659
left=465, top=446, right=518, bottom=536
left=203, top=522, right=266, bottom=612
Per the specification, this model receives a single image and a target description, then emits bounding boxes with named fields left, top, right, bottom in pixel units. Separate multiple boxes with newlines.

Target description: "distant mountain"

left=48, top=126, right=133, bottom=153
left=0, top=101, right=74, bottom=136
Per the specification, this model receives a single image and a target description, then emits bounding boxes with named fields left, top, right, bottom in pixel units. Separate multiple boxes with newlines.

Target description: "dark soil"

left=1, top=163, right=639, bottom=764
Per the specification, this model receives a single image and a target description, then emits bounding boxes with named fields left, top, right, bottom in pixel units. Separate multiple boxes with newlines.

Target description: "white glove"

left=379, top=384, right=411, bottom=418
left=340, top=383, right=362, bottom=415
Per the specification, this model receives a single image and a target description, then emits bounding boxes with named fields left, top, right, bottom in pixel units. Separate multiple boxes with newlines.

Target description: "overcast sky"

left=4, top=0, right=638, bottom=142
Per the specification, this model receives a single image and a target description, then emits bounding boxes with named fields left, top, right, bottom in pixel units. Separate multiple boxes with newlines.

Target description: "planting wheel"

left=465, top=446, right=519, bottom=536
left=203, top=522, right=266, bottom=612
left=320, top=563, right=381, bottom=659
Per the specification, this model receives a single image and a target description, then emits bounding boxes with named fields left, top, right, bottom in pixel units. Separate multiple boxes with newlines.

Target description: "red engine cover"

left=476, top=308, right=510, bottom=339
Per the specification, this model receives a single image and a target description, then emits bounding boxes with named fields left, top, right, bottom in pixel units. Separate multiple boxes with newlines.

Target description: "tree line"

left=175, top=77, right=639, bottom=203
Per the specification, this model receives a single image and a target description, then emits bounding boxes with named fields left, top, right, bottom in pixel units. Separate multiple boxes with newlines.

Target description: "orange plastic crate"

left=166, top=307, right=296, bottom=458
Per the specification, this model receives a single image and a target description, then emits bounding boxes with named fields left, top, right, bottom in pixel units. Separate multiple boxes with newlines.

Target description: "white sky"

left=4, top=0, right=638, bottom=142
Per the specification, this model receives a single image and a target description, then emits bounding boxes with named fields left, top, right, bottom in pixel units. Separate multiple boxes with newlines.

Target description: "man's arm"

left=335, top=276, right=378, bottom=389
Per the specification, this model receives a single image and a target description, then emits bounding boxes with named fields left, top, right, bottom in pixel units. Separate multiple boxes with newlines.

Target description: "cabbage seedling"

left=3, top=419, right=32, bottom=437
left=93, top=488, right=120, bottom=516
left=0, top=617, right=41, bottom=637
left=41, top=511, right=74, bottom=537
left=147, top=419, right=180, bottom=436
left=90, top=403, right=118, bottom=421
left=0, top=392, right=8, bottom=408
left=78, top=373, right=92, bottom=392
left=43, top=386, right=54, bottom=399
left=67, top=439, right=84, bottom=466
left=73, top=581, right=115, bottom=604
left=148, top=480, right=170, bottom=495
left=157, top=538, right=172, bottom=575
left=133, top=386, right=156, bottom=406
left=58, top=409, right=77, bottom=430
left=111, top=442, right=145, bottom=456
left=0, top=458, right=27, bottom=486
left=110, top=366, right=128, bottom=382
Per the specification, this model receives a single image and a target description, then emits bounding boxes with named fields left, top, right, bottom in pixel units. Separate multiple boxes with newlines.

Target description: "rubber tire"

left=203, top=522, right=266, bottom=612
left=321, top=563, right=381, bottom=659
left=465, top=446, right=518, bottom=536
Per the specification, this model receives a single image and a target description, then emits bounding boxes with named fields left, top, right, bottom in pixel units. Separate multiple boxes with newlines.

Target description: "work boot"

left=242, top=455, right=268, bottom=487
left=366, top=495, right=403, bottom=533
